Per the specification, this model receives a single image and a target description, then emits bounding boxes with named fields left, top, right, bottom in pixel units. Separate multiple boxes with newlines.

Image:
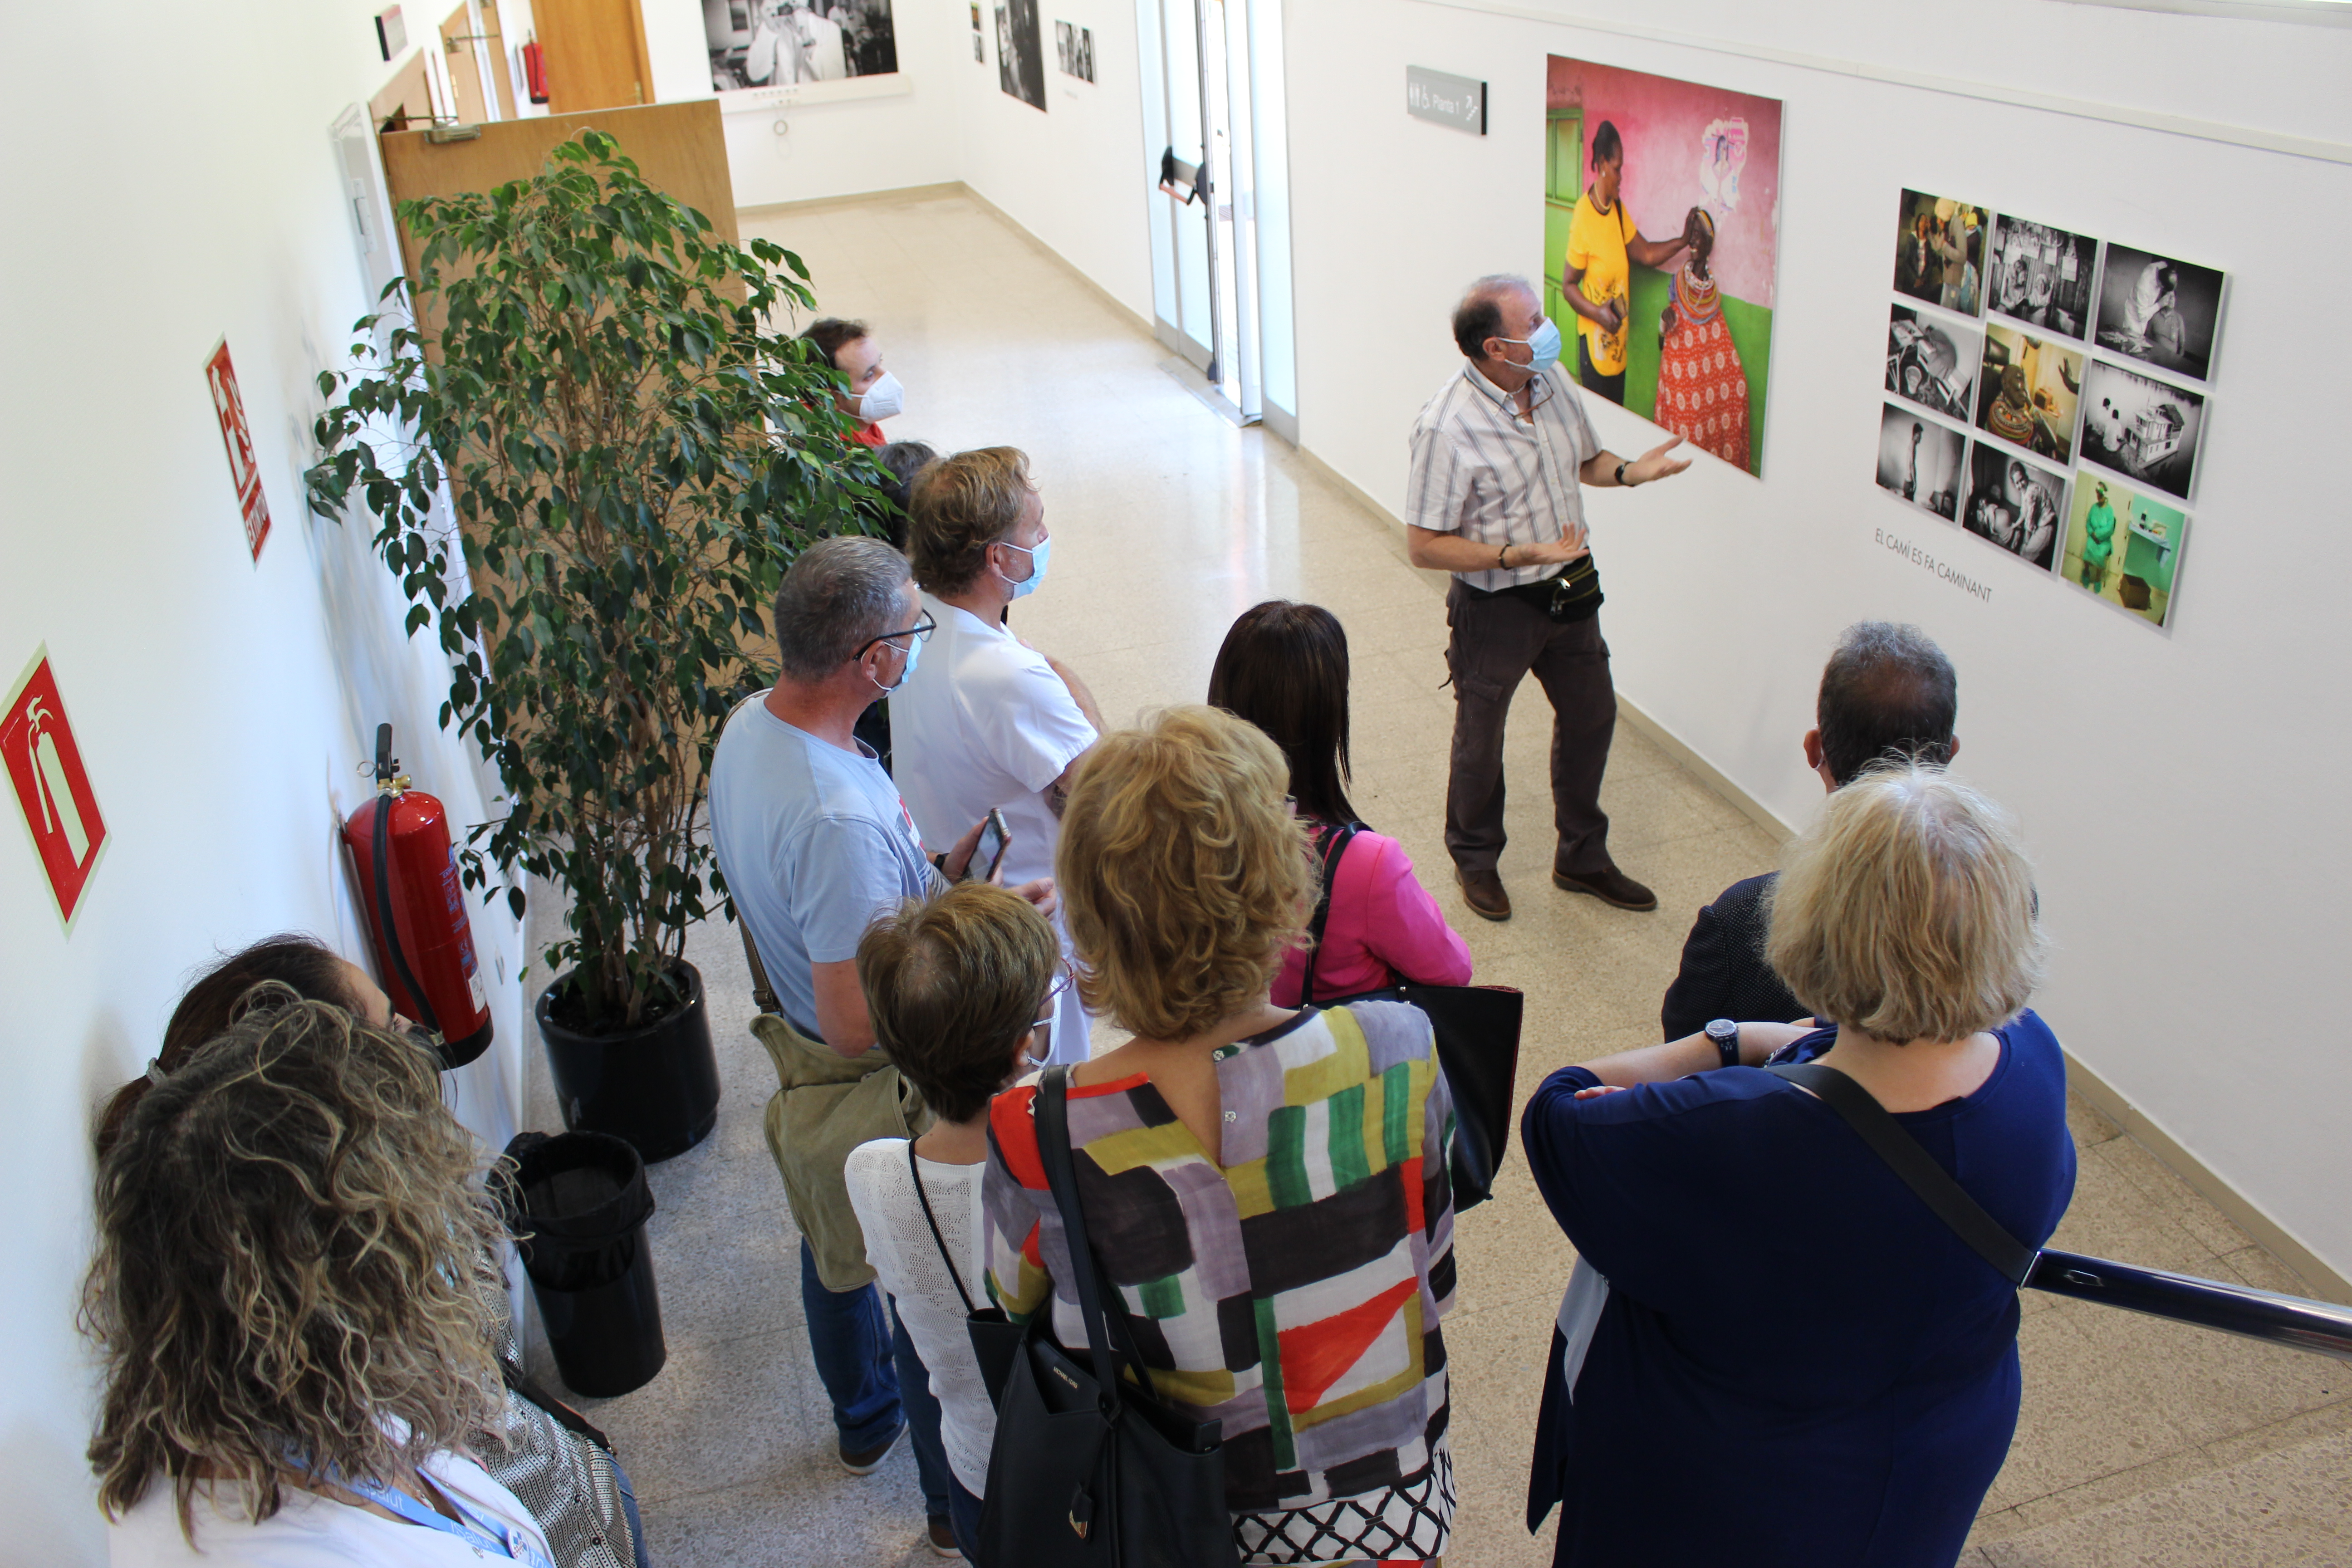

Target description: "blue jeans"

left=799, top=1238, right=901, bottom=1453
left=892, top=1303, right=952, bottom=1522
left=611, top=1454, right=654, bottom=1568
left=947, top=1475, right=985, bottom=1563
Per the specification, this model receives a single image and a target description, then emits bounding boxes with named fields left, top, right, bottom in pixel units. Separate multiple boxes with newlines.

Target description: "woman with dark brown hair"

left=1208, top=601, right=1471, bottom=1006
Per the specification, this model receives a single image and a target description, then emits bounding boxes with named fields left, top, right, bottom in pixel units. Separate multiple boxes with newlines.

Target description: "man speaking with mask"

left=892, top=447, right=1104, bottom=1063
left=1405, top=274, right=1690, bottom=923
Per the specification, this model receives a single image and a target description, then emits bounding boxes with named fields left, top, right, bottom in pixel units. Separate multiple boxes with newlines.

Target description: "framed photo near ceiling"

left=1543, top=56, right=1784, bottom=476
left=997, top=0, right=1045, bottom=108
left=703, top=0, right=898, bottom=92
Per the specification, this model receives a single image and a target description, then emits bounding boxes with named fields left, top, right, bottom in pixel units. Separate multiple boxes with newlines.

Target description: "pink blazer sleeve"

left=1353, top=833, right=1474, bottom=987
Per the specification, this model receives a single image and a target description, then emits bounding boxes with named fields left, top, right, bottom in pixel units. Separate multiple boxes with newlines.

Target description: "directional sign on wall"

left=204, top=338, right=272, bottom=562
left=1, top=648, right=109, bottom=928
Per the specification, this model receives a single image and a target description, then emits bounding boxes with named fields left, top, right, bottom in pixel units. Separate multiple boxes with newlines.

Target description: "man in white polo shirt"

left=892, top=446, right=1103, bottom=1063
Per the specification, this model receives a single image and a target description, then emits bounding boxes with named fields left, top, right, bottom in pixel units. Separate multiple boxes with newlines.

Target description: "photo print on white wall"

left=998, top=0, right=1046, bottom=108
left=1876, top=404, right=1967, bottom=523
left=2080, top=360, right=2205, bottom=502
left=2095, top=244, right=2225, bottom=382
left=705, top=0, right=898, bottom=90
left=1985, top=214, right=2097, bottom=341
left=1886, top=304, right=1981, bottom=421
left=1893, top=189, right=1987, bottom=318
left=1962, top=441, right=2068, bottom=573
left=1974, top=321, right=2084, bottom=466
left=1056, top=20, right=1094, bottom=81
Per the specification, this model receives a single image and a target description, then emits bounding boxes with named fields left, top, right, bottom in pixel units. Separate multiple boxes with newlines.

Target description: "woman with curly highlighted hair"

left=982, top=706, right=1462, bottom=1564
left=85, top=990, right=553, bottom=1567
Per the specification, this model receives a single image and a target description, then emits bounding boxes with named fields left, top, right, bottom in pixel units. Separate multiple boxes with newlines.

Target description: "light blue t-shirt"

left=708, top=696, right=938, bottom=1041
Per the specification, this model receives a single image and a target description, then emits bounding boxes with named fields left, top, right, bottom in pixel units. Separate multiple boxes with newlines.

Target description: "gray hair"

left=773, top=536, right=912, bottom=683
left=1816, top=622, right=1957, bottom=788
left=1452, top=274, right=1538, bottom=360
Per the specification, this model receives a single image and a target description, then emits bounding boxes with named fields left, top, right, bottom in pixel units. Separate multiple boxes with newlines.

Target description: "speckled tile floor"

left=518, top=190, right=2352, bottom=1568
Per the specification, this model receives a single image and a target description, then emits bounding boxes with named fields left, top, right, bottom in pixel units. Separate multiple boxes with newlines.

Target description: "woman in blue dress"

left=1523, top=762, right=2074, bottom=1568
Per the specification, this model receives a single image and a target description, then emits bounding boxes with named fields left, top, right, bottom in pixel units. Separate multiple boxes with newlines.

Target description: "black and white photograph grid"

left=703, top=0, right=897, bottom=90
left=1985, top=214, right=2097, bottom=340
left=1962, top=440, right=2067, bottom=572
left=1886, top=304, right=1981, bottom=422
left=2096, top=243, right=2226, bottom=382
left=1876, top=404, right=1967, bottom=523
left=997, top=0, right=1046, bottom=108
left=2080, top=359, right=2205, bottom=502
left=1055, top=20, right=1094, bottom=81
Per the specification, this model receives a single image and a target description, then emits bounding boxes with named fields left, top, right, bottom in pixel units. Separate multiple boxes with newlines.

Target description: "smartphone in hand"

left=976, top=808, right=1013, bottom=883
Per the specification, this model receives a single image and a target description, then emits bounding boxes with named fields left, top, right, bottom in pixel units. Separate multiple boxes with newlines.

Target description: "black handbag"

left=1299, top=822, right=1524, bottom=1208
left=973, top=1068, right=1240, bottom=1568
left=906, top=1140, right=1026, bottom=1413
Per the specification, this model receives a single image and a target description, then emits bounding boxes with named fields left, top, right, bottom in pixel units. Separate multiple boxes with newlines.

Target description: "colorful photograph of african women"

left=1886, top=304, right=1981, bottom=421
left=1542, top=56, right=1784, bottom=476
left=1974, top=322, right=2084, bottom=466
left=996, top=0, right=1045, bottom=109
left=2079, top=359, right=2205, bottom=502
left=1875, top=404, right=1967, bottom=523
left=2061, top=472, right=2189, bottom=629
left=704, top=0, right=897, bottom=90
left=1962, top=442, right=2067, bottom=572
left=2096, top=244, right=2225, bottom=382
left=1892, top=190, right=1987, bottom=318
left=1985, top=214, right=2097, bottom=341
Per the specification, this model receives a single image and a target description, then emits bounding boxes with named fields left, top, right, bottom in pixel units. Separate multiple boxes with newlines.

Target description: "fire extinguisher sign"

left=203, top=338, right=272, bottom=562
left=1, top=647, right=110, bottom=929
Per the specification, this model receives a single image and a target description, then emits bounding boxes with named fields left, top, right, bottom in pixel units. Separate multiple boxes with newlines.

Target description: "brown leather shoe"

left=1457, top=867, right=1512, bottom=921
left=1553, top=863, right=1658, bottom=911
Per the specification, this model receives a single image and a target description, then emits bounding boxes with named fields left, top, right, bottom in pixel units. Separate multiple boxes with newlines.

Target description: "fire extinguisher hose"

left=372, top=780, right=445, bottom=1041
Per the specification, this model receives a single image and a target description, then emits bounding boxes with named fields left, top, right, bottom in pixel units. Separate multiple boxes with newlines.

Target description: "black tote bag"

left=973, top=1068, right=1239, bottom=1568
left=1299, top=822, right=1524, bottom=1207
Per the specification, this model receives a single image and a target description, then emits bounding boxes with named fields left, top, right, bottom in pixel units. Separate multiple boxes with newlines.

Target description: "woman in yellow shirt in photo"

left=1561, top=120, right=1693, bottom=406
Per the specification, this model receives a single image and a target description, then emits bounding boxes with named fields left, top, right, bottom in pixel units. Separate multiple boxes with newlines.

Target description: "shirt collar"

left=1461, top=360, right=1550, bottom=419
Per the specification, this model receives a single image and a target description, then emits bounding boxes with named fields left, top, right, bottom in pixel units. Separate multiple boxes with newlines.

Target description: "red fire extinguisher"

left=522, top=37, right=550, bottom=105
left=343, top=724, right=495, bottom=1069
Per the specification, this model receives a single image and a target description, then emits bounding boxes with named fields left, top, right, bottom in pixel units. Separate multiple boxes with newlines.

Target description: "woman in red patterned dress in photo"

left=1653, top=207, right=1751, bottom=472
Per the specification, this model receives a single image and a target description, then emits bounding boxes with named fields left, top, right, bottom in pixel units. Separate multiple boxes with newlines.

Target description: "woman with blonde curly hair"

left=982, top=705, right=1461, bottom=1565
left=1520, top=764, right=2074, bottom=1568
left=86, top=989, right=553, bottom=1567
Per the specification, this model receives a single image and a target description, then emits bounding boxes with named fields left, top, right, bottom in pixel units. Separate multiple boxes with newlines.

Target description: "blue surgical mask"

left=872, top=628, right=920, bottom=695
left=995, top=535, right=1050, bottom=599
left=1501, top=317, right=1563, bottom=372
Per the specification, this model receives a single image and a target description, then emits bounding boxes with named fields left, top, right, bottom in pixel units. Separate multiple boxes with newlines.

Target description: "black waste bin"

left=503, top=1131, right=666, bottom=1398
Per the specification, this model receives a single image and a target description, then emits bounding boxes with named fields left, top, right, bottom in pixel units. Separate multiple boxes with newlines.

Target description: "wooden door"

left=371, top=51, right=435, bottom=130
left=440, top=5, right=491, bottom=124
left=535, top=0, right=653, bottom=113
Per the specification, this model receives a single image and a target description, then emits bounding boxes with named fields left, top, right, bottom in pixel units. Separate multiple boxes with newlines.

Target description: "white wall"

left=0, top=0, right=528, bottom=1559
left=1283, top=0, right=2352, bottom=1278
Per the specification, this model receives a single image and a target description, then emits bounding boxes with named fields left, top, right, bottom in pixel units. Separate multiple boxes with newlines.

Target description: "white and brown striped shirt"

left=1406, top=362, right=1600, bottom=593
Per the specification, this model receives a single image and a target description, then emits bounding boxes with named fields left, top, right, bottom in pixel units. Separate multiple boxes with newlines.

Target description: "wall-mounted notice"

left=376, top=6, right=406, bottom=62
left=1406, top=67, right=1485, bottom=135
left=203, top=339, right=271, bottom=562
left=2, top=648, right=109, bottom=929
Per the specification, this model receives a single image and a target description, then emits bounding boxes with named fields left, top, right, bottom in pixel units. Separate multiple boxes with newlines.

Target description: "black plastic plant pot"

left=504, top=1130, right=666, bottom=1397
left=536, top=960, right=721, bottom=1164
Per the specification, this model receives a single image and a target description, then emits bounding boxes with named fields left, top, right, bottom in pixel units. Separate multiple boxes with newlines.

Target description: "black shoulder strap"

left=1298, top=821, right=1358, bottom=1006
left=907, top=1138, right=977, bottom=1316
left=1764, top=1062, right=2038, bottom=1287
left=1035, top=1068, right=1140, bottom=1410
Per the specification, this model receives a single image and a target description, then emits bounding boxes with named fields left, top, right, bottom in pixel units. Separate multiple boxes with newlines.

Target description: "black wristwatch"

left=1614, top=460, right=1632, bottom=487
left=1704, top=1018, right=1740, bottom=1070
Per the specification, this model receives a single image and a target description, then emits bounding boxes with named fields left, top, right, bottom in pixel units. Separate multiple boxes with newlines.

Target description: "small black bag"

left=905, top=1140, right=1025, bottom=1411
left=1299, top=822, right=1525, bottom=1208
left=973, top=1068, right=1238, bottom=1568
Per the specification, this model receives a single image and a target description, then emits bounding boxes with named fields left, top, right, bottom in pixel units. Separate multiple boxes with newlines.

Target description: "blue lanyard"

left=337, top=1470, right=554, bottom=1567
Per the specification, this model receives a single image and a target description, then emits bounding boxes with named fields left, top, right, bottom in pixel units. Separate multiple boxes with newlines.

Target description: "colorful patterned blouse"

left=983, top=1001, right=1458, bottom=1564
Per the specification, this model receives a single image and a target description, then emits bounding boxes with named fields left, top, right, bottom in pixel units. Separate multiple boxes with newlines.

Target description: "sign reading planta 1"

left=308, top=130, right=892, bottom=1032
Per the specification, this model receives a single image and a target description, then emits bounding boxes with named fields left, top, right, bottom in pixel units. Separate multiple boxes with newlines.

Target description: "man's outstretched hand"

left=1628, top=435, right=1693, bottom=486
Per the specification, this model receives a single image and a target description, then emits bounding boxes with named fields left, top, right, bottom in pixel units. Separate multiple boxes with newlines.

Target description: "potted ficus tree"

left=308, top=130, right=885, bottom=1160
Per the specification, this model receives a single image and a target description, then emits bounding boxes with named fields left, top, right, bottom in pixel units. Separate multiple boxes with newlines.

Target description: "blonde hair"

left=909, top=446, right=1034, bottom=596
left=1766, top=764, right=2044, bottom=1044
left=83, top=990, right=506, bottom=1541
left=1058, top=706, right=1314, bottom=1041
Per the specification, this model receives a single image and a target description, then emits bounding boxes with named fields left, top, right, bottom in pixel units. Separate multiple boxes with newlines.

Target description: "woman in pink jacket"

left=1209, top=601, right=1475, bottom=1004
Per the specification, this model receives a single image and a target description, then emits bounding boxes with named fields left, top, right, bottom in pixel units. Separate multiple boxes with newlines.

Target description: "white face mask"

left=857, top=370, right=905, bottom=422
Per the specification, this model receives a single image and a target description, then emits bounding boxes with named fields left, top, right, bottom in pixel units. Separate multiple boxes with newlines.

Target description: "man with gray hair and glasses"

left=709, top=535, right=1052, bottom=1550
left=1658, top=620, right=1960, bottom=1041
left=1407, top=272, right=1689, bottom=923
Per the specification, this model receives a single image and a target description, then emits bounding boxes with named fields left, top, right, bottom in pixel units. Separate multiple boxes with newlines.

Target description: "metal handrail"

left=2027, top=1248, right=2352, bottom=1362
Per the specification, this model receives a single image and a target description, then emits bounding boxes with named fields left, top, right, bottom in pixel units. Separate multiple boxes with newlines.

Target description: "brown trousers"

left=1443, top=578, right=1616, bottom=876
